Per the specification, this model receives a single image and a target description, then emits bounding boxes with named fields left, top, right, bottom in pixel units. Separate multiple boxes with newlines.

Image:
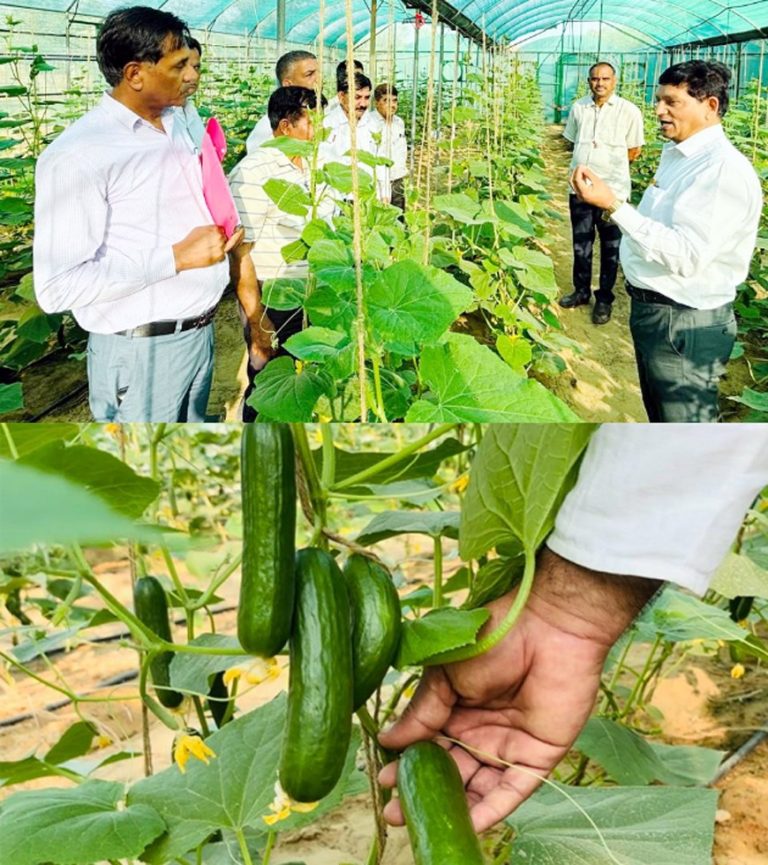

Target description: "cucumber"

left=280, top=547, right=353, bottom=802
left=237, top=424, right=296, bottom=658
left=133, top=576, right=183, bottom=709
left=342, top=554, right=402, bottom=709
left=206, top=671, right=232, bottom=727
left=398, top=741, right=485, bottom=865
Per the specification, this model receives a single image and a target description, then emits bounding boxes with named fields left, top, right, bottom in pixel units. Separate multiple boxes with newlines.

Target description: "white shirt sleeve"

left=546, top=425, right=768, bottom=595
left=563, top=107, right=577, bottom=143
left=611, top=160, right=754, bottom=278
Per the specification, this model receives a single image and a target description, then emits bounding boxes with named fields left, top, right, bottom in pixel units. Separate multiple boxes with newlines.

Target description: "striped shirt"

left=229, top=144, right=333, bottom=281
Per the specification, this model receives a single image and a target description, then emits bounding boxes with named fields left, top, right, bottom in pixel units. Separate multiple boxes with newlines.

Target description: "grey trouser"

left=87, top=325, right=214, bottom=422
left=629, top=298, right=737, bottom=423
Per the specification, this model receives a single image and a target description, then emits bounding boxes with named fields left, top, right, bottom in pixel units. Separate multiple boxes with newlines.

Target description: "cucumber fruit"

left=133, top=575, right=183, bottom=709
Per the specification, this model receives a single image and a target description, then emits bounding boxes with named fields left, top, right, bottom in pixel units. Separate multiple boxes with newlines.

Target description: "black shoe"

left=592, top=301, right=612, bottom=325
left=559, top=292, right=591, bottom=309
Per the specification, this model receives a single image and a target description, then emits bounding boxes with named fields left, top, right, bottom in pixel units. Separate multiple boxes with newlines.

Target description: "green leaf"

left=301, top=217, right=335, bottom=246
left=14, top=307, right=60, bottom=344
left=0, top=85, right=27, bottom=97
left=575, top=718, right=724, bottom=786
left=494, top=199, right=536, bottom=238
left=0, top=382, right=23, bottom=415
left=0, top=459, right=164, bottom=554
left=248, top=356, right=327, bottom=421
left=729, top=387, right=768, bottom=413
left=260, top=135, right=314, bottom=158
left=463, top=554, right=525, bottom=609
left=318, top=437, right=467, bottom=487
left=322, top=161, right=374, bottom=194
left=0, top=779, right=165, bottom=865
left=263, top=178, right=311, bottom=217
left=12, top=272, right=35, bottom=302
left=633, top=586, right=753, bottom=644
left=283, top=326, right=350, bottom=362
left=307, top=239, right=356, bottom=290
left=510, top=247, right=558, bottom=295
left=129, top=694, right=365, bottom=864
left=280, top=239, right=308, bottom=263
left=0, top=422, right=79, bottom=458
left=710, top=551, right=768, bottom=600
left=261, top=278, right=307, bottom=310
left=458, top=423, right=595, bottom=559
left=396, top=607, right=490, bottom=667
left=356, top=510, right=460, bottom=546
left=45, top=721, right=98, bottom=764
left=169, top=634, right=244, bottom=695
left=496, top=333, right=532, bottom=373
left=406, top=333, right=581, bottom=423
left=432, top=193, right=484, bottom=224
left=367, top=261, right=472, bottom=352
left=360, top=480, right=443, bottom=504
left=304, top=280, right=356, bottom=331
left=507, top=782, right=718, bottom=865
left=20, top=442, right=160, bottom=519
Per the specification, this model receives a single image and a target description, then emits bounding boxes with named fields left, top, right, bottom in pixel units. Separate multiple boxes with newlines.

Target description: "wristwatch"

left=602, top=198, right=624, bottom=221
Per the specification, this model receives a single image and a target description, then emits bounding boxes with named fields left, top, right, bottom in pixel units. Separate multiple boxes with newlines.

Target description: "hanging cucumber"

left=133, top=576, right=183, bottom=709
left=237, top=424, right=297, bottom=658
left=206, top=671, right=233, bottom=727
left=280, top=547, right=353, bottom=802
left=342, top=554, right=402, bottom=709
left=398, top=741, right=485, bottom=865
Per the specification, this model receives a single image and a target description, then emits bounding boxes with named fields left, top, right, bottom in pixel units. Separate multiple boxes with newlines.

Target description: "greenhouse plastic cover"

left=3, top=0, right=768, bottom=49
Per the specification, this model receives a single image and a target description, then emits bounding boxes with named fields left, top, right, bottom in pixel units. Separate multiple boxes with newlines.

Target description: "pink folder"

left=200, top=117, right=240, bottom=239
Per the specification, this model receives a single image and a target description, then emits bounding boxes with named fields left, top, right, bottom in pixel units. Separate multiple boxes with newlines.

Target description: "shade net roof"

left=2, top=0, right=767, bottom=49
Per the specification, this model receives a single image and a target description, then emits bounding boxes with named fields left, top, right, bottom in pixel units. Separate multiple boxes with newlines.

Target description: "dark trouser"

left=241, top=306, right=303, bottom=423
left=629, top=297, right=737, bottom=423
left=391, top=177, right=405, bottom=211
left=569, top=194, right=622, bottom=305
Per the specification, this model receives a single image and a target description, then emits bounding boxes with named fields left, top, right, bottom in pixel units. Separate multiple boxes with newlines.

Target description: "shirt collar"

left=673, top=123, right=725, bottom=157
left=99, top=91, right=174, bottom=132
left=589, top=93, right=618, bottom=108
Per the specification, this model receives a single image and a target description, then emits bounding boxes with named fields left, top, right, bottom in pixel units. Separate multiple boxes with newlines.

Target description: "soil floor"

left=7, top=126, right=752, bottom=423
left=1, top=542, right=767, bottom=864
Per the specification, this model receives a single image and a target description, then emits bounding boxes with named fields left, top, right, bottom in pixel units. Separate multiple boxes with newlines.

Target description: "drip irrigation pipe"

left=713, top=725, right=768, bottom=782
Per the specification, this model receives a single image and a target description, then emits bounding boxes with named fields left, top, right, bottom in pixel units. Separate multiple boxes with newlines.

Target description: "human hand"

left=225, top=225, right=245, bottom=253
left=379, top=549, right=661, bottom=833
left=246, top=315, right=276, bottom=372
left=570, top=165, right=616, bottom=209
left=173, top=225, right=228, bottom=271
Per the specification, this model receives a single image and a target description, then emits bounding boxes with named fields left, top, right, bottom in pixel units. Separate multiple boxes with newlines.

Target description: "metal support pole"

left=436, top=21, right=446, bottom=136
left=276, top=0, right=286, bottom=53
left=410, top=20, right=420, bottom=174
left=369, top=0, right=377, bottom=83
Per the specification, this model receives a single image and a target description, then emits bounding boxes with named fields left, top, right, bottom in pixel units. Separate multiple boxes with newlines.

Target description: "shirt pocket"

left=638, top=183, right=670, bottom=218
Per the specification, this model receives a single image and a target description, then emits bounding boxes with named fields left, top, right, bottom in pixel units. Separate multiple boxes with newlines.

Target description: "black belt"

left=626, top=284, right=693, bottom=309
left=114, top=306, right=217, bottom=338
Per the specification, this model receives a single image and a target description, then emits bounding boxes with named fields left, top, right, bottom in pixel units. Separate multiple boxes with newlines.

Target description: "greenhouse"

left=0, top=0, right=767, bottom=422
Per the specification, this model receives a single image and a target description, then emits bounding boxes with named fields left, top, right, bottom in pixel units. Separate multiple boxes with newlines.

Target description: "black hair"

left=588, top=61, right=615, bottom=76
left=374, top=82, right=398, bottom=101
left=188, top=37, right=202, bottom=55
left=275, top=50, right=316, bottom=84
left=337, top=70, right=372, bottom=95
left=268, top=85, right=320, bottom=131
left=97, top=6, right=191, bottom=87
left=658, top=60, right=731, bottom=116
left=336, top=58, right=364, bottom=90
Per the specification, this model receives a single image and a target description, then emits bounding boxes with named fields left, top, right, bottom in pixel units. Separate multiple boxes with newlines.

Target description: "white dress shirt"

left=245, top=114, right=273, bottom=154
left=564, top=94, right=644, bottom=201
left=368, top=112, right=408, bottom=189
left=547, top=425, right=768, bottom=595
left=34, top=93, right=228, bottom=334
left=613, top=124, right=762, bottom=309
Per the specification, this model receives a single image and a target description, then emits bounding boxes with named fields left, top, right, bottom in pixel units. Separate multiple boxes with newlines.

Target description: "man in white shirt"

left=369, top=83, right=408, bottom=209
left=572, top=60, right=762, bottom=422
left=244, top=51, right=318, bottom=154
left=230, top=87, right=334, bottom=422
left=561, top=62, right=644, bottom=325
left=33, top=7, right=241, bottom=422
left=380, top=424, right=768, bottom=831
left=322, top=70, right=379, bottom=187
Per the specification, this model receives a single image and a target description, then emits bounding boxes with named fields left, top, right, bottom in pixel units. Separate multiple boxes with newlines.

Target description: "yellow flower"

left=245, top=657, right=280, bottom=685
left=730, top=663, right=746, bottom=679
left=104, top=423, right=121, bottom=436
left=96, top=735, right=112, bottom=749
left=450, top=474, right=470, bottom=494
left=262, top=781, right=317, bottom=826
left=404, top=681, right=417, bottom=699
left=223, top=667, right=242, bottom=686
left=174, top=732, right=216, bottom=774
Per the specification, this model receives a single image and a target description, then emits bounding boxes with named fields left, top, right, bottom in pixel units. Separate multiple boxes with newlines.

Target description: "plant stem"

left=424, top=546, right=536, bottom=665
left=261, top=831, right=276, bottom=865
left=234, top=827, right=255, bottom=865
left=0, top=423, right=19, bottom=459
left=371, top=355, right=388, bottom=422
left=320, top=424, right=336, bottom=489
left=432, top=535, right=444, bottom=607
left=192, top=695, right=211, bottom=738
left=332, top=423, right=457, bottom=491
